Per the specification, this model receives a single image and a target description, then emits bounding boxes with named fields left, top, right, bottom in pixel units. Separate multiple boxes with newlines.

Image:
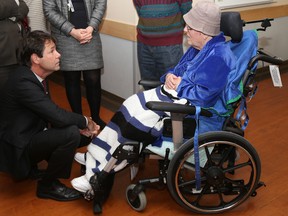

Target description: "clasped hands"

left=164, top=73, right=182, bottom=90
left=70, top=26, right=94, bottom=44
left=80, top=117, right=100, bottom=138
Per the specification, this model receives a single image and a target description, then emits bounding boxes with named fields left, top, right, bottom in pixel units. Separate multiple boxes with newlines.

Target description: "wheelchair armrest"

left=138, top=80, right=162, bottom=88
left=146, top=101, right=213, bottom=117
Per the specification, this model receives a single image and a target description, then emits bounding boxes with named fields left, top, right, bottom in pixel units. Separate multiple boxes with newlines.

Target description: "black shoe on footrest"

left=90, top=172, right=115, bottom=213
left=90, top=172, right=115, bottom=203
left=101, top=173, right=115, bottom=203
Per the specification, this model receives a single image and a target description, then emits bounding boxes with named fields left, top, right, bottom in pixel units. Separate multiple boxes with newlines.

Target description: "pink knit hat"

left=183, top=1, right=221, bottom=36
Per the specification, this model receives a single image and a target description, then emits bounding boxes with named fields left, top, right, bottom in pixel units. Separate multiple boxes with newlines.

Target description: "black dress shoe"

left=29, top=168, right=46, bottom=180
left=37, top=179, right=82, bottom=201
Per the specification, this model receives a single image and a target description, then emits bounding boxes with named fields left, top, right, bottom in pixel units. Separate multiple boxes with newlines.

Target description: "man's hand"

left=88, top=118, right=100, bottom=137
left=79, top=128, right=94, bottom=137
left=81, top=117, right=100, bottom=138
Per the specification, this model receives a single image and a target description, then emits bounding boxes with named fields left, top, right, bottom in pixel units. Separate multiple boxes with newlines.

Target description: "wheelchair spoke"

left=215, top=185, right=228, bottom=205
left=224, top=160, right=252, bottom=173
left=205, top=146, right=214, bottom=166
left=220, top=146, right=235, bottom=165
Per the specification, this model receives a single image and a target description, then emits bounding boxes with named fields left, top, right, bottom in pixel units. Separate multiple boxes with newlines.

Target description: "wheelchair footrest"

left=112, top=141, right=140, bottom=162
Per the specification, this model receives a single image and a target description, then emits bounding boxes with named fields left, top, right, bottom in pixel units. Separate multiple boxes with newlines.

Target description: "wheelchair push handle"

left=146, top=101, right=213, bottom=117
left=242, top=17, right=285, bottom=69
left=248, top=51, right=284, bottom=70
left=243, top=18, right=274, bottom=31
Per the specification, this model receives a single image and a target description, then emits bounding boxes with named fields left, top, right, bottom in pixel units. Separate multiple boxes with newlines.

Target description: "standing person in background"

left=43, top=0, right=107, bottom=129
left=23, top=0, right=50, bottom=32
left=133, top=0, right=192, bottom=90
left=0, top=0, right=28, bottom=91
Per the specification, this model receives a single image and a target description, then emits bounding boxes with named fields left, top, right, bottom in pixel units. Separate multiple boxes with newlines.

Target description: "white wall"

left=244, top=16, right=288, bottom=61
left=104, top=0, right=137, bottom=25
left=100, top=0, right=140, bottom=99
left=101, top=34, right=140, bottom=99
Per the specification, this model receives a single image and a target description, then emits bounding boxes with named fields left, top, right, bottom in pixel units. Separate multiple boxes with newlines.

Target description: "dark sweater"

left=70, top=0, right=88, bottom=28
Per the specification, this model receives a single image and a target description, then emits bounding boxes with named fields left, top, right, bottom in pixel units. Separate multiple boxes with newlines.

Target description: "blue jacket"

left=161, top=33, right=236, bottom=108
left=160, top=30, right=258, bottom=133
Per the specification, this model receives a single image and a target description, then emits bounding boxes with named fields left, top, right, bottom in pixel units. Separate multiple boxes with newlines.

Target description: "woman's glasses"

left=186, top=25, right=193, bottom=31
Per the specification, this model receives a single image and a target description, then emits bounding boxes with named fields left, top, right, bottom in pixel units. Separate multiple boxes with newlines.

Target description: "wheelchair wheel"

left=167, top=131, right=261, bottom=214
left=126, top=184, right=147, bottom=211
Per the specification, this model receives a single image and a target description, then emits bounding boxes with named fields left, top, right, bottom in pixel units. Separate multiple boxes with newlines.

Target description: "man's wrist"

left=84, top=116, right=92, bottom=127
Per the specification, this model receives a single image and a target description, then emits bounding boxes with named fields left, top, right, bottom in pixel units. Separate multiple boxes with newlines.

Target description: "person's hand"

left=70, top=28, right=93, bottom=44
left=164, top=73, right=182, bottom=90
left=87, top=118, right=100, bottom=137
left=81, top=117, right=100, bottom=138
left=79, top=128, right=94, bottom=137
left=79, top=26, right=94, bottom=44
left=85, top=26, right=94, bottom=35
left=70, top=28, right=84, bottom=42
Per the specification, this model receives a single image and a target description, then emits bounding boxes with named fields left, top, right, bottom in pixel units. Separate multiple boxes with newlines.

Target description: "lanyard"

left=67, top=0, right=75, bottom=12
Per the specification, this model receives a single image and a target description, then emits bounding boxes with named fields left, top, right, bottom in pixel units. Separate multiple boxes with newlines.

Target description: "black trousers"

left=62, top=69, right=102, bottom=122
left=28, top=125, right=82, bottom=181
left=0, top=64, right=18, bottom=92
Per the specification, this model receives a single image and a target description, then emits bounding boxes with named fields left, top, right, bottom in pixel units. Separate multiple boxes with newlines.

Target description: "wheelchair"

left=83, top=12, right=284, bottom=214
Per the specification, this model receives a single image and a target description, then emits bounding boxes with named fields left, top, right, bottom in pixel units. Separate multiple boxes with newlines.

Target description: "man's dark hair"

left=21, top=30, right=57, bottom=67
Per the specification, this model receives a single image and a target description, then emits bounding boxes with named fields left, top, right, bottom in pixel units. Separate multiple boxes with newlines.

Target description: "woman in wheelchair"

left=71, top=1, right=240, bottom=193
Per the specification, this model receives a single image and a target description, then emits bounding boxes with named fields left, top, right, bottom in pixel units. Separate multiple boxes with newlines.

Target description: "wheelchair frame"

left=84, top=12, right=284, bottom=214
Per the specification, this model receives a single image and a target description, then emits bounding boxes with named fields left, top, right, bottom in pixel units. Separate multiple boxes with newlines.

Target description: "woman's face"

left=184, top=25, right=204, bottom=50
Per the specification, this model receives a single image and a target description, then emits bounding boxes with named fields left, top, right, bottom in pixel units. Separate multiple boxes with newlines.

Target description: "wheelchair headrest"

left=220, top=12, right=243, bottom=43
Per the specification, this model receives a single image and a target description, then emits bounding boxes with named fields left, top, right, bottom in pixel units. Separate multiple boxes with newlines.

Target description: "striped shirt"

left=23, top=0, right=50, bottom=32
left=133, top=0, right=192, bottom=46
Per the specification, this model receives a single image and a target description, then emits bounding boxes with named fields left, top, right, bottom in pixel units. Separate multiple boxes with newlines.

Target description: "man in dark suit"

left=0, top=30, right=99, bottom=201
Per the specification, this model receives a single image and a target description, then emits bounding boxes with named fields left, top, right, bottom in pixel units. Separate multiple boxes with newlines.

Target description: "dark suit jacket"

left=0, top=0, right=29, bottom=67
left=0, top=66, right=87, bottom=179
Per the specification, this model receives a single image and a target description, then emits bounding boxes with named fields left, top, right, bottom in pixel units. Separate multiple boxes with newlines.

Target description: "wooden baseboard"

left=101, top=89, right=124, bottom=112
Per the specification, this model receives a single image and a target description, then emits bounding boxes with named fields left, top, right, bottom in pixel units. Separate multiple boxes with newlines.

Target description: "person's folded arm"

left=88, top=0, right=107, bottom=32
left=43, top=0, right=74, bottom=36
left=177, top=56, right=230, bottom=107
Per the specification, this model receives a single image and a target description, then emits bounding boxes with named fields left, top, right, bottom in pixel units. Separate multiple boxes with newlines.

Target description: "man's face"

left=38, top=40, right=61, bottom=75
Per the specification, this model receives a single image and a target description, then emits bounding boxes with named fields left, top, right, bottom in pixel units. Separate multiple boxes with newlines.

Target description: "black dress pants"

left=62, top=69, right=102, bottom=123
left=0, top=64, right=18, bottom=93
left=28, top=125, right=81, bottom=181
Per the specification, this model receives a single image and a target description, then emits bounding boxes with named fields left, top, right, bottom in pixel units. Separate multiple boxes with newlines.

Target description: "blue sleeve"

left=160, top=69, right=174, bottom=83
left=176, top=55, right=230, bottom=107
left=160, top=46, right=198, bottom=83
